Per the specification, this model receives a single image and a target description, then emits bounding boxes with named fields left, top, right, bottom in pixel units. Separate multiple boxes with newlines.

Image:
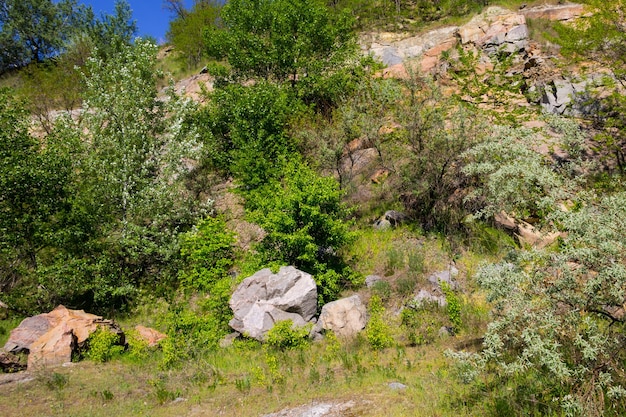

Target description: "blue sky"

left=80, top=1, right=195, bottom=44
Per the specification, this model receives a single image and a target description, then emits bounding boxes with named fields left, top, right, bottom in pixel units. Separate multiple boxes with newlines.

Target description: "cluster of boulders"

left=228, top=266, right=368, bottom=342
left=1, top=305, right=166, bottom=372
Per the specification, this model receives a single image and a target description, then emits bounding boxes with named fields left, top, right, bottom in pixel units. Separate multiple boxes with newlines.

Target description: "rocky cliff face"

left=361, top=3, right=610, bottom=117
left=362, top=4, right=585, bottom=72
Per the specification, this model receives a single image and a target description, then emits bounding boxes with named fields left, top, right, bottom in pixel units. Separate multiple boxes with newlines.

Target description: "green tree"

left=199, top=82, right=300, bottom=189
left=166, top=1, right=221, bottom=69
left=205, top=0, right=356, bottom=85
left=397, top=78, right=486, bottom=231
left=0, top=89, right=73, bottom=303
left=42, top=39, right=208, bottom=311
left=0, top=0, right=91, bottom=71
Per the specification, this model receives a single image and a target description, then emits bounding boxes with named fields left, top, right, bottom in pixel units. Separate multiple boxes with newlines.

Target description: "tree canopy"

left=205, top=0, right=357, bottom=84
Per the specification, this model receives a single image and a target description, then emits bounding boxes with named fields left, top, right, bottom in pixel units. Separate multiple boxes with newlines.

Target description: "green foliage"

left=401, top=298, right=449, bottom=346
left=166, top=1, right=221, bottom=69
left=200, top=82, right=299, bottom=189
left=160, top=289, right=233, bottom=368
left=86, top=327, right=124, bottom=363
left=46, top=39, right=207, bottom=312
left=39, top=372, right=69, bottom=391
left=121, top=329, right=151, bottom=362
left=149, top=376, right=181, bottom=404
left=371, top=280, right=392, bottom=302
left=0, top=89, right=74, bottom=306
left=0, top=0, right=89, bottom=70
left=397, top=76, right=486, bottom=231
left=365, top=295, right=394, bottom=350
left=206, top=0, right=356, bottom=84
left=384, top=246, right=404, bottom=276
left=246, top=161, right=358, bottom=303
left=265, top=320, right=310, bottom=350
left=440, top=282, right=461, bottom=333
left=463, top=125, right=567, bottom=220
left=179, top=216, right=235, bottom=292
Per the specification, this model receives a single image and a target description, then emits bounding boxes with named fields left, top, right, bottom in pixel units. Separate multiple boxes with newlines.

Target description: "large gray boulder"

left=229, top=266, right=317, bottom=341
left=317, top=294, right=367, bottom=338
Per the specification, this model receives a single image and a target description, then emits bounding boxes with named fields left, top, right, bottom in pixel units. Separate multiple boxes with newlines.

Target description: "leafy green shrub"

left=159, top=295, right=232, bottom=369
left=247, top=161, right=358, bottom=304
left=86, top=327, right=124, bottom=363
left=265, top=320, right=310, bottom=351
left=179, top=216, right=235, bottom=293
left=463, top=125, right=566, bottom=220
left=441, top=282, right=461, bottom=333
left=122, top=329, right=150, bottom=362
left=365, top=295, right=394, bottom=350
left=199, top=82, right=299, bottom=189
left=400, top=303, right=445, bottom=346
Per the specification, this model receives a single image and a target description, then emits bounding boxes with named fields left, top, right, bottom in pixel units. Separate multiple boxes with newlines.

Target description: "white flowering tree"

left=50, top=39, right=207, bottom=310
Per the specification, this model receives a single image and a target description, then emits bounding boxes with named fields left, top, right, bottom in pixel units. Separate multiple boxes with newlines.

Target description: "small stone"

left=439, top=326, right=453, bottom=338
left=219, top=332, right=240, bottom=348
left=365, top=275, right=382, bottom=288
left=388, top=382, right=408, bottom=390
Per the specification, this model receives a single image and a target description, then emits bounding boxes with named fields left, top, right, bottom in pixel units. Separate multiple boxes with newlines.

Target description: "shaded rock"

left=494, top=211, right=517, bottom=231
left=373, top=210, right=407, bottom=229
left=495, top=211, right=562, bottom=248
left=439, top=326, right=453, bottom=338
left=427, top=266, right=459, bottom=290
left=4, top=314, right=53, bottom=354
left=384, top=210, right=408, bottom=226
left=517, top=220, right=561, bottom=249
left=373, top=218, right=391, bottom=230
left=317, top=295, right=368, bottom=338
left=413, top=289, right=447, bottom=308
left=365, top=275, right=382, bottom=288
left=388, top=382, right=408, bottom=390
left=134, top=325, right=167, bottom=347
left=0, top=351, right=26, bottom=373
left=229, top=266, right=317, bottom=341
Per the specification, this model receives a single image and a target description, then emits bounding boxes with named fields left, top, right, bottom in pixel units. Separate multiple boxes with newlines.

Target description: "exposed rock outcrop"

left=520, top=3, right=585, bottom=21
left=229, top=266, right=318, bottom=341
left=458, top=7, right=528, bottom=55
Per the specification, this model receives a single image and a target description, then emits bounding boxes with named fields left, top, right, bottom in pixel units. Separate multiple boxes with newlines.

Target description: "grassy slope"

left=0, top=1, right=576, bottom=415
